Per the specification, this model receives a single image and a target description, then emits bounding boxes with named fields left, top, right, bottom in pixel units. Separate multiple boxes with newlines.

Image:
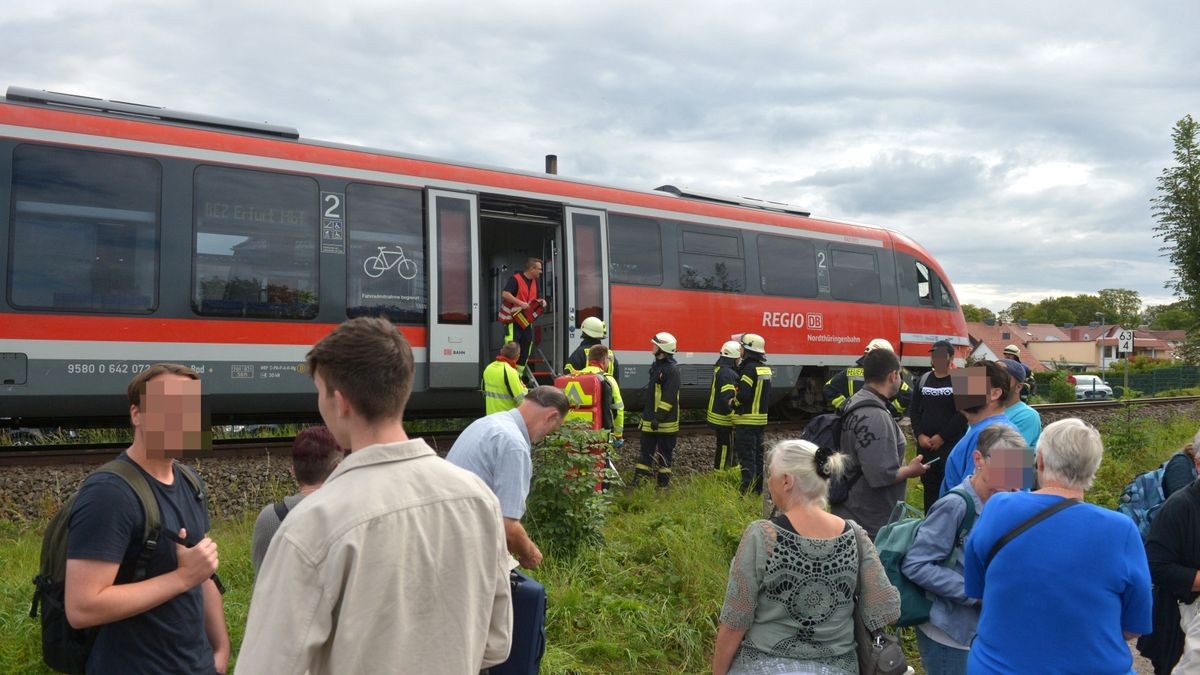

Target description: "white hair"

left=767, top=439, right=847, bottom=505
left=1039, top=418, right=1103, bottom=491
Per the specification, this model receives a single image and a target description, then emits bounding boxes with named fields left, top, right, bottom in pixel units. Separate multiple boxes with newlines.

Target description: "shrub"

left=1047, top=372, right=1077, bottom=403
left=524, top=423, right=616, bottom=557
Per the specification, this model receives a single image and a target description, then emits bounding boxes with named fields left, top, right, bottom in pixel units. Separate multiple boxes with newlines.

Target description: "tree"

left=999, top=301, right=1034, bottom=323
left=961, top=304, right=996, bottom=323
left=1098, top=288, right=1142, bottom=326
left=1153, top=114, right=1200, bottom=317
left=1145, top=301, right=1196, bottom=330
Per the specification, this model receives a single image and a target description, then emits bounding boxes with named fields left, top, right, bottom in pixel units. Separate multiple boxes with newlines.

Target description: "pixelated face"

left=979, top=446, right=1033, bottom=492
left=952, top=367, right=989, bottom=413
left=931, top=348, right=951, bottom=370
left=138, top=375, right=203, bottom=458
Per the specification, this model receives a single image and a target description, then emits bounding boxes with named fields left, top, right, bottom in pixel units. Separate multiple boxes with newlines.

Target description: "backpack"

left=29, top=458, right=203, bottom=674
left=874, top=490, right=976, bottom=627
left=803, top=396, right=888, bottom=505
left=1118, top=452, right=1193, bottom=539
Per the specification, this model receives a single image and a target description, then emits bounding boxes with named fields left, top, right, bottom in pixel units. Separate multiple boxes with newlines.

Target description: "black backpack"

left=29, top=459, right=203, bottom=674
left=803, top=396, right=888, bottom=505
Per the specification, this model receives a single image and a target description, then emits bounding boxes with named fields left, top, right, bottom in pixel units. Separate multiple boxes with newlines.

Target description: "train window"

left=9, top=144, right=160, bottom=313
left=915, top=261, right=933, bottom=305
left=435, top=196, right=473, bottom=324
left=193, top=166, right=319, bottom=319
left=758, top=235, right=817, bottom=298
left=679, top=226, right=744, bottom=293
left=830, top=247, right=881, bottom=303
left=937, top=275, right=956, bottom=308
left=346, top=183, right=426, bottom=323
left=572, top=213, right=605, bottom=327
left=608, top=214, right=663, bottom=285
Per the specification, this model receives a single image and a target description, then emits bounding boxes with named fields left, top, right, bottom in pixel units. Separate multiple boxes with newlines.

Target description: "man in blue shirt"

left=447, top=386, right=568, bottom=569
left=940, top=361, right=1016, bottom=497
left=997, top=358, right=1041, bottom=449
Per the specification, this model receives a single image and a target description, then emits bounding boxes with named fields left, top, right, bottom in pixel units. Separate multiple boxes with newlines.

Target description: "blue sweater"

left=964, top=492, right=1152, bottom=674
left=939, top=414, right=1013, bottom=497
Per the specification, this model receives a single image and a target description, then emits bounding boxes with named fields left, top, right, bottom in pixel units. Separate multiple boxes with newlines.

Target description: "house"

left=964, top=321, right=1050, bottom=372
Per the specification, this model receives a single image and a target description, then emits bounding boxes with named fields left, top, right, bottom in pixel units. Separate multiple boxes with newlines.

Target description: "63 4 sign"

left=1117, top=330, right=1134, bottom=354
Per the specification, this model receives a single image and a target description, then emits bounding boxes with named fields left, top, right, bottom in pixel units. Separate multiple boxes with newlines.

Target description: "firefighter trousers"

left=713, top=426, right=735, bottom=470
left=735, top=426, right=765, bottom=494
left=636, top=433, right=676, bottom=488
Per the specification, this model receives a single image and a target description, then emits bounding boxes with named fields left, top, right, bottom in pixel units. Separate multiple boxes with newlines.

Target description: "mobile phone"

left=922, top=456, right=942, bottom=468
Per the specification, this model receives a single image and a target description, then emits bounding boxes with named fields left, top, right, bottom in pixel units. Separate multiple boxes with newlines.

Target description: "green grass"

left=3, top=410, right=1198, bottom=673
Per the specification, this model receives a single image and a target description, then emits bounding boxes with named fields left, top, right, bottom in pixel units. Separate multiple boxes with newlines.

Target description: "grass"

left=3, top=409, right=1198, bottom=673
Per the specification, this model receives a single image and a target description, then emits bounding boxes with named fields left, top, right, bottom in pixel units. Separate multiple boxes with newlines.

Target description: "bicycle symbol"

left=363, top=246, right=418, bottom=280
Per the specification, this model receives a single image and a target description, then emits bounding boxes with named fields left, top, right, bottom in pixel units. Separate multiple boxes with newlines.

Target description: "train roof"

left=4, top=85, right=908, bottom=245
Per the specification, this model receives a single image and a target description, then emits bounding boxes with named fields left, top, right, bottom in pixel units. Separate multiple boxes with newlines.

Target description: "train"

left=0, top=86, right=968, bottom=426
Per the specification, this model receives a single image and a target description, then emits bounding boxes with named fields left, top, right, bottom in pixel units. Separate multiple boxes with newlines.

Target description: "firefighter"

left=577, top=344, right=624, bottom=444
left=732, top=333, right=771, bottom=493
left=565, top=316, right=619, bottom=381
left=498, top=257, right=546, bottom=376
left=823, top=337, right=912, bottom=417
left=635, top=332, right=680, bottom=488
left=480, top=342, right=527, bottom=415
left=707, top=340, right=741, bottom=469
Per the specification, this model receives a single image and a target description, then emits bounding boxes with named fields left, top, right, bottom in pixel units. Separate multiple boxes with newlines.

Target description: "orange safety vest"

left=498, top=273, right=539, bottom=324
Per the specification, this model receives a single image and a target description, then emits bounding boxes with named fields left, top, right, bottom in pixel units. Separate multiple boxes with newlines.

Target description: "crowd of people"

left=50, top=315, right=1199, bottom=675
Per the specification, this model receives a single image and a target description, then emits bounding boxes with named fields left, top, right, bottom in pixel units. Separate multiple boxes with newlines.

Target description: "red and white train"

left=0, top=87, right=967, bottom=425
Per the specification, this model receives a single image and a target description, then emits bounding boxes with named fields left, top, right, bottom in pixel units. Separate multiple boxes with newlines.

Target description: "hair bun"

left=813, top=446, right=835, bottom=479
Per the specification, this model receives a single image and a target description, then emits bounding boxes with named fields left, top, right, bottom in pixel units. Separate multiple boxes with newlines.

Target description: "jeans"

left=916, top=627, right=969, bottom=675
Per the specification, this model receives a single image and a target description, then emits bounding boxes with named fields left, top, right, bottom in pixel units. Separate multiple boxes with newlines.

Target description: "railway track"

left=3, top=398, right=1196, bottom=466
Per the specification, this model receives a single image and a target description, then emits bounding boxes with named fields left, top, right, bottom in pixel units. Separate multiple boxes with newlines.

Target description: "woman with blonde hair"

left=713, top=439, right=900, bottom=675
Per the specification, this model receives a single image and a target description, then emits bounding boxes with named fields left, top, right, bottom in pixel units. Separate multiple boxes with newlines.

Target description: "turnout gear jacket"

left=564, top=336, right=619, bottom=381
left=733, top=354, right=772, bottom=426
left=578, top=363, right=624, bottom=436
left=640, top=355, right=681, bottom=434
left=481, top=357, right=526, bottom=415
left=706, top=355, right=739, bottom=427
left=823, top=356, right=912, bottom=417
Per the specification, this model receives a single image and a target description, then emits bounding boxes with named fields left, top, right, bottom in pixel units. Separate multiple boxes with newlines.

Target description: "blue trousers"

left=915, top=627, right=969, bottom=675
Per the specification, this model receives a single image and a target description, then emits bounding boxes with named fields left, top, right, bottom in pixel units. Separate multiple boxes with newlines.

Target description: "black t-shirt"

left=909, top=372, right=967, bottom=459
left=67, top=453, right=213, bottom=674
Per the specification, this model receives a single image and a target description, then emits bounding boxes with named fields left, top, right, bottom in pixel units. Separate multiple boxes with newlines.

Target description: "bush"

left=1046, top=372, right=1077, bottom=403
left=524, top=423, right=616, bottom=557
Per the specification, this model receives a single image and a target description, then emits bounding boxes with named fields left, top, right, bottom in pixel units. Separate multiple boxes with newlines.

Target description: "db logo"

left=807, top=313, right=824, bottom=330
left=443, top=348, right=454, bottom=356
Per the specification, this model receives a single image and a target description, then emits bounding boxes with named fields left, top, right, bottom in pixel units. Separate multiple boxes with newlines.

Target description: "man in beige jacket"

left=237, top=318, right=512, bottom=673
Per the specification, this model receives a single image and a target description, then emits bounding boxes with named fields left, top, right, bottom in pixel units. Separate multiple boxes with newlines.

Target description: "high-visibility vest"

left=481, top=358, right=526, bottom=415
left=498, top=273, right=538, bottom=324
left=578, top=364, right=623, bottom=436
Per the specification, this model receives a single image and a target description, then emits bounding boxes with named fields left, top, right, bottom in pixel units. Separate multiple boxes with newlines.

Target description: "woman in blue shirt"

left=963, top=418, right=1153, bottom=675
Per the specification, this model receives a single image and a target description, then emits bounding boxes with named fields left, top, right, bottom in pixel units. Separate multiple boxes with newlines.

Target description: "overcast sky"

left=5, top=0, right=1198, bottom=312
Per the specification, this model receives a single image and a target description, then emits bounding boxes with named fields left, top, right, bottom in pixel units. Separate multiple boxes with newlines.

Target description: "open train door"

left=564, top=208, right=611, bottom=363
left=426, top=189, right=481, bottom=389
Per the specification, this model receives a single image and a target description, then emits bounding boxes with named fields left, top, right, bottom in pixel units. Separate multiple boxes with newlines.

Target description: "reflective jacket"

left=481, top=357, right=526, bottom=415
left=578, top=363, right=624, bottom=437
left=823, top=357, right=912, bottom=417
left=706, top=356, right=739, bottom=428
left=565, top=336, right=619, bottom=381
left=640, top=356, right=680, bottom=434
left=733, top=354, right=772, bottom=426
left=498, top=273, right=538, bottom=324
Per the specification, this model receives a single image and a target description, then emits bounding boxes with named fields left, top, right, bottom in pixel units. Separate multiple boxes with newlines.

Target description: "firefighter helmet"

left=651, top=332, right=677, bottom=355
left=741, top=333, right=766, bottom=354
left=865, top=338, right=894, bottom=354
left=720, top=340, right=742, bottom=359
left=1004, top=344, right=1020, bottom=357
left=581, top=316, right=607, bottom=338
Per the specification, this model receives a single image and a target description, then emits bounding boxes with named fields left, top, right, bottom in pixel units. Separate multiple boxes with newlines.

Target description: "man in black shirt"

left=1146, top=473, right=1200, bottom=673
left=909, top=340, right=967, bottom=512
left=65, top=364, right=228, bottom=674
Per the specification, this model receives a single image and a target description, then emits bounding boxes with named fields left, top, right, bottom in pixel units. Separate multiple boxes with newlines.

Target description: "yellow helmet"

left=741, top=333, right=766, bottom=354
left=720, top=340, right=742, bottom=359
left=651, top=331, right=677, bottom=355
left=581, top=316, right=607, bottom=339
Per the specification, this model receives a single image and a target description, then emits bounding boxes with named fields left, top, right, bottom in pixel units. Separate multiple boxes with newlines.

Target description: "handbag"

left=852, top=525, right=909, bottom=675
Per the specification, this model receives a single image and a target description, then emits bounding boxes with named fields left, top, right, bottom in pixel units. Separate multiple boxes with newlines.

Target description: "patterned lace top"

left=719, top=517, right=899, bottom=675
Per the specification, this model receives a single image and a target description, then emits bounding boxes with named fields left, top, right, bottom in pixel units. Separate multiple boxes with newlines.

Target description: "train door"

left=564, top=208, right=610, bottom=361
left=426, top=189, right=481, bottom=389
left=478, top=195, right=564, bottom=384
